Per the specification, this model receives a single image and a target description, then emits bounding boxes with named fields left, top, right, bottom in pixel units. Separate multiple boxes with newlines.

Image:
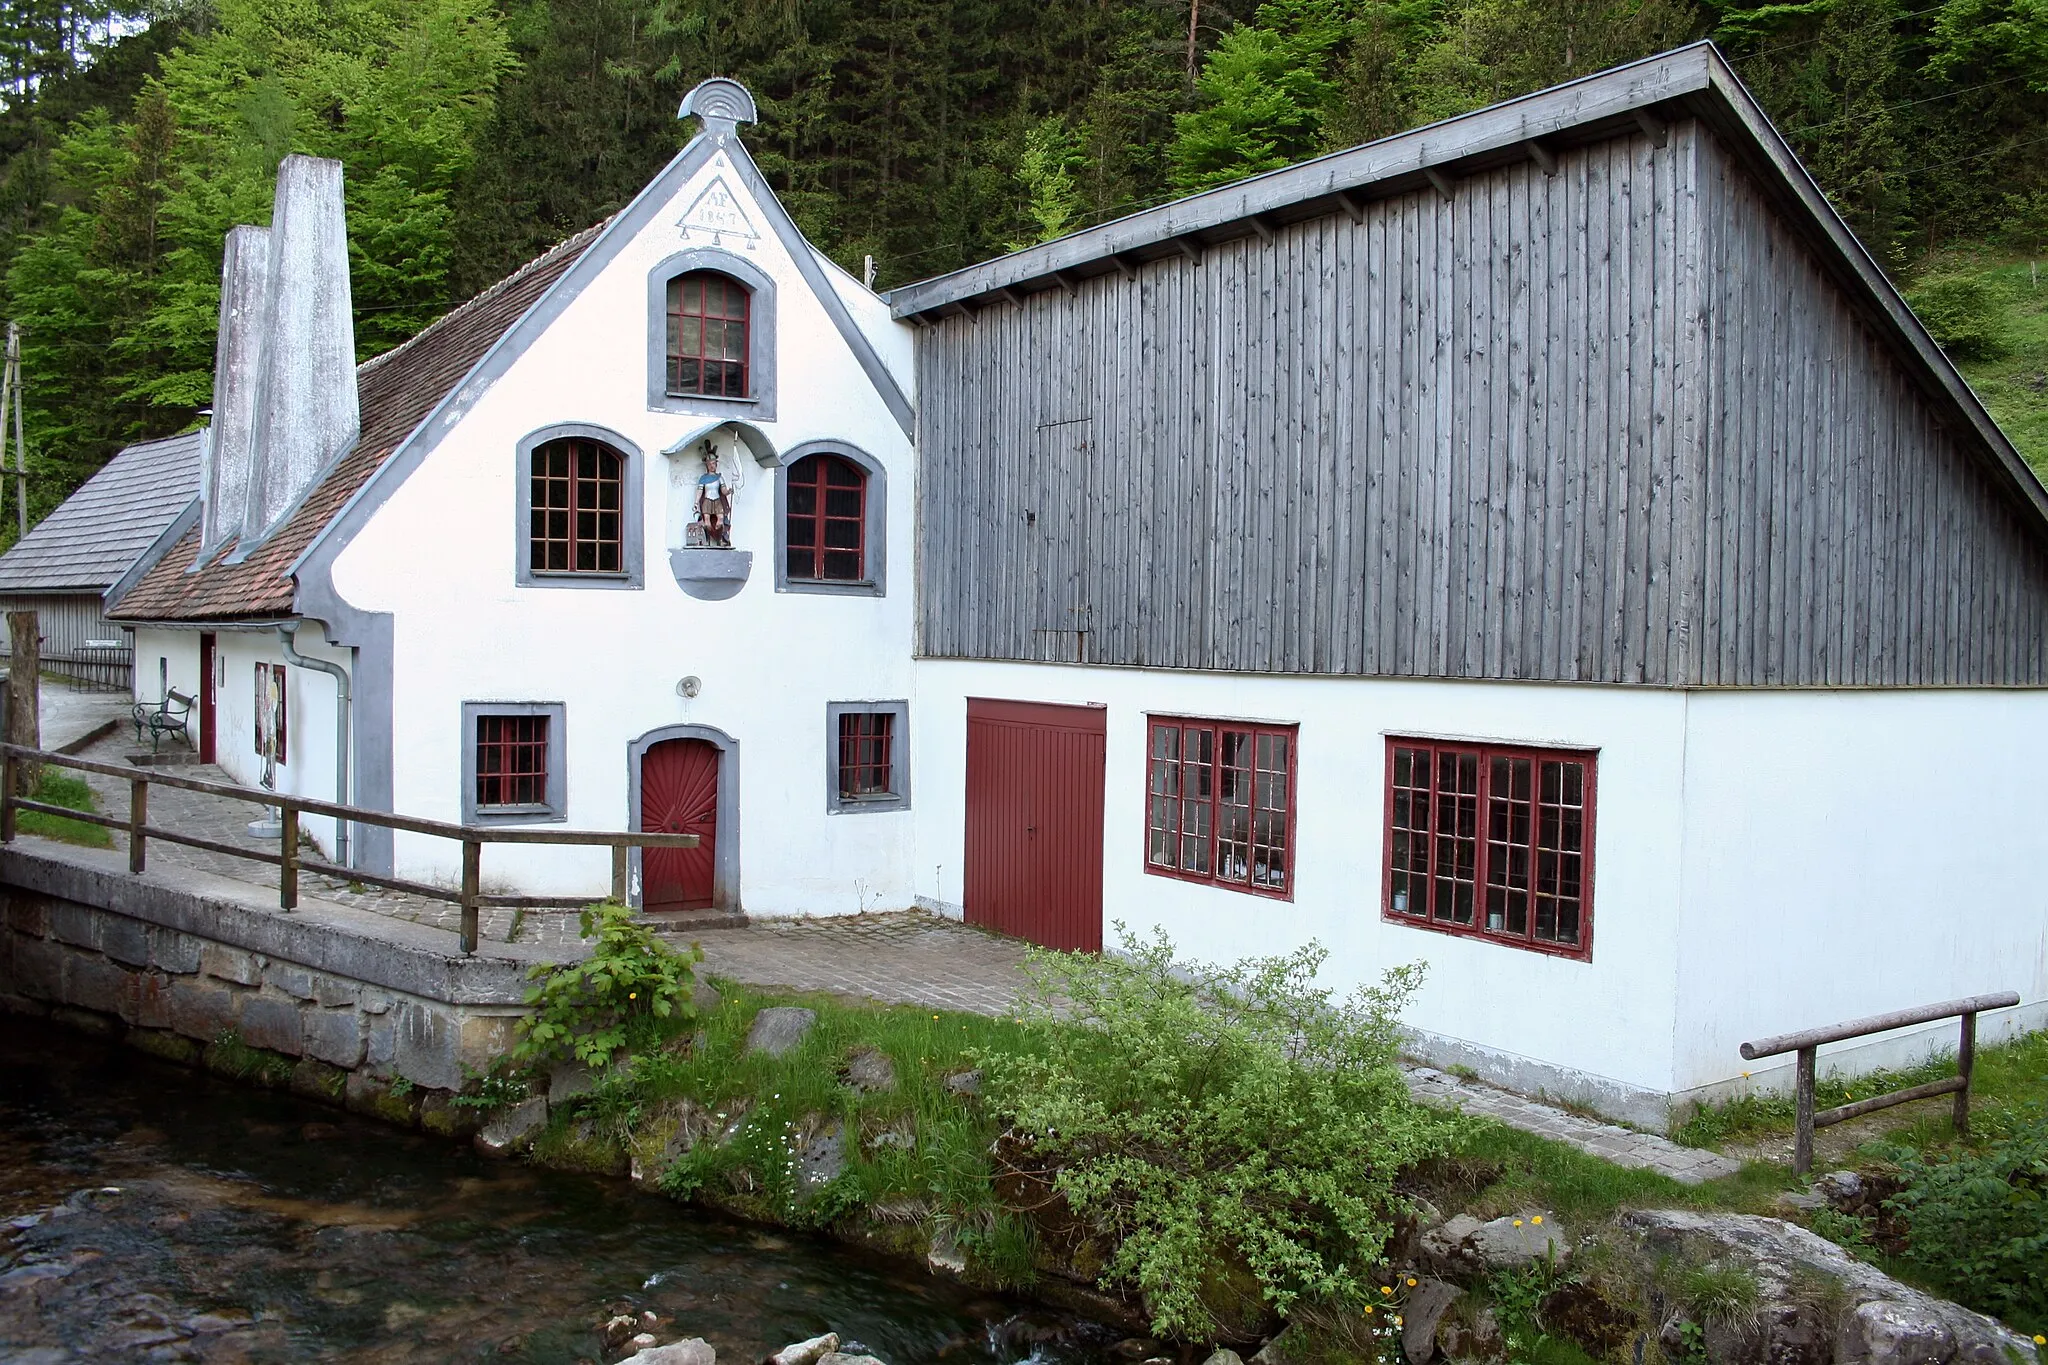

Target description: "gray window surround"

left=515, top=423, right=645, bottom=590
left=647, top=249, right=778, bottom=422
left=825, top=700, right=909, bottom=814
left=626, top=724, right=741, bottom=912
left=776, top=440, right=887, bottom=597
left=462, top=701, right=567, bottom=825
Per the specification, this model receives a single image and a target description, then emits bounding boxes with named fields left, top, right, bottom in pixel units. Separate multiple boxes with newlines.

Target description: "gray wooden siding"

left=914, top=119, right=2048, bottom=685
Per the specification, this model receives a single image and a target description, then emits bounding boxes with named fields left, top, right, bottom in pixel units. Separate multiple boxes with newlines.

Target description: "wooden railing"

left=1740, top=990, right=2021, bottom=1175
left=0, top=743, right=698, bottom=955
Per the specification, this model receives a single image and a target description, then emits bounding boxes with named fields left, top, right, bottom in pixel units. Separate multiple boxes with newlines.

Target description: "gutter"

left=279, top=620, right=352, bottom=868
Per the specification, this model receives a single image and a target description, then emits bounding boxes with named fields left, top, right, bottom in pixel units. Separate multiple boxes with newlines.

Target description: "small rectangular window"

left=1384, top=737, right=1594, bottom=958
left=826, top=702, right=909, bottom=813
left=477, top=713, right=550, bottom=810
left=1145, top=716, right=1295, bottom=897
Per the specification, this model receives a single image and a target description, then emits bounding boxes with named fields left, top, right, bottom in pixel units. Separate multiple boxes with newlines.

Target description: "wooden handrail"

left=1739, top=990, right=2021, bottom=1175
left=0, top=742, right=699, bottom=955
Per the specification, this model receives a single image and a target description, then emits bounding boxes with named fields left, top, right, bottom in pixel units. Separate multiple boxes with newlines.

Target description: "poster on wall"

left=254, top=662, right=287, bottom=766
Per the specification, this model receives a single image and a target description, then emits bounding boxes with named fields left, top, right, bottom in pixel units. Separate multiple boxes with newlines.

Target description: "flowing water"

left=0, top=1019, right=1118, bottom=1364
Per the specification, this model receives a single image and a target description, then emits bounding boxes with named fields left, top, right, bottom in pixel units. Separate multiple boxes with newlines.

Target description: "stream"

left=0, top=1018, right=1118, bottom=1364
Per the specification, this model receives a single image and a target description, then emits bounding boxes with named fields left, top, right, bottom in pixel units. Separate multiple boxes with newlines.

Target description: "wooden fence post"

left=610, top=844, right=629, bottom=905
left=4, top=610, right=38, bottom=795
left=128, top=777, right=147, bottom=873
left=459, top=839, right=481, bottom=954
left=0, top=748, right=14, bottom=843
left=279, top=804, right=299, bottom=911
left=1793, top=1045, right=1817, bottom=1177
left=1955, top=1011, right=1976, bottom=1138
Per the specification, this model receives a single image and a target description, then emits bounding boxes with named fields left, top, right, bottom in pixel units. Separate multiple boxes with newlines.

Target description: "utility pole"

left=0, top=323, right=23, bottom=540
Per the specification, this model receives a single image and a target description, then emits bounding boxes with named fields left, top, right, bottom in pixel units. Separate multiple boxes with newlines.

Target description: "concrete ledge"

left=0, top=840, right=559, bottom=1006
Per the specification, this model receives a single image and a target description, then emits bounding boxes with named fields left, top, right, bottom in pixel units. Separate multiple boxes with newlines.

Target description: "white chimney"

left=199, top=224, right=271, bottom=559
left=238, top=155, right=359, bottom=547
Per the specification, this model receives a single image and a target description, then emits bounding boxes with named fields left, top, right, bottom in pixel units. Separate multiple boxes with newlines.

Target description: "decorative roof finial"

left=679, top=78, right=758, bottom=138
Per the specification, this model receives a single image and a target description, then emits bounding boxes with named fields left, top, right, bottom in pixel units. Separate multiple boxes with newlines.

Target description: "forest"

left=0, top=0, right=2041, bottom=533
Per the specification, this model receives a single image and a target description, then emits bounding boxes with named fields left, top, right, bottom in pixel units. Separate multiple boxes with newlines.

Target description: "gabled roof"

left=0, top=431, right=202, bottom=593
left=108, top=223, right=604, bottom=622
left=888, top=41, right=2048, bottom=541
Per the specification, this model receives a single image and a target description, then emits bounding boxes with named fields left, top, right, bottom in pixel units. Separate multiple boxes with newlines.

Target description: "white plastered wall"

left=328, top=149, right=917, bottom=907
left=128, top=624, right=349, bottom=859
left=1671, top=688, right=2048, bottom=1105
left=909, top=660, right=1694, bottom=1120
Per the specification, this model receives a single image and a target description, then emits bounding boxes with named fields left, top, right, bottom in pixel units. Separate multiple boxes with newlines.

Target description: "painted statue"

left=695, top=450, right=735, bottom=547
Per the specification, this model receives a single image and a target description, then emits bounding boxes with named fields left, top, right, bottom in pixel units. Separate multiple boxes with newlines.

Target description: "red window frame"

left=529, top=437, right=623, bottom=574
left=666, top=270, right=749, bottom=398
left=837, top=711, right=895, bottom=800
left=476, top=714, right=550, bottom=810
left=785, top=453, right=868, bottom=583
left=1144, top=716, right=1296, bottom=899
left=1382, top=737, right=1596, bottom=961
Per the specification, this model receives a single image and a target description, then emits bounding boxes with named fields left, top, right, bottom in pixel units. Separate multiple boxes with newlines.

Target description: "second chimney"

left=238, top=155, right=359, bottom=548
left=198, top=224, right=272, bottom=559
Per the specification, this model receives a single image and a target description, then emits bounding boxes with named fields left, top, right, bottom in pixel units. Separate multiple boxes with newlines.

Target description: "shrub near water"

left=979, top=926, right=1456, bottom=1341
left=515, top=903, right=703, bottom=1067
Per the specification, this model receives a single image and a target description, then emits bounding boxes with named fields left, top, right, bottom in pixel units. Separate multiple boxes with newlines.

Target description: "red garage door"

left=964, top=698, right=1106, bottom=952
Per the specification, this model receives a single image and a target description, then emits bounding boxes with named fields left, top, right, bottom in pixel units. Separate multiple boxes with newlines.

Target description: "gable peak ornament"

left=679, top=78, right=757, bottom=138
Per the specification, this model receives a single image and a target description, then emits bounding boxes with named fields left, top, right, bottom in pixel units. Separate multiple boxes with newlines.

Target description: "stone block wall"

left=0, top=885, right=528, bottom=1126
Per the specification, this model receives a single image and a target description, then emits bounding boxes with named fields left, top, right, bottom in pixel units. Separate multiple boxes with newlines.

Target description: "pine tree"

left=1807, top=0, right=1905, bottom=261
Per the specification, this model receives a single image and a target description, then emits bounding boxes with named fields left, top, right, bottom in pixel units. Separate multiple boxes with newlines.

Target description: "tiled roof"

left=0, top=431, right=202, bottom=592
left=109, top=223, right=603, bottom=622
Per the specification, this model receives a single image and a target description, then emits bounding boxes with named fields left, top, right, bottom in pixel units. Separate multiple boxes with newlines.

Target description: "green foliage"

left=15, top=767, right=110, bottom=847
left=450, top=1067, right=534, bottom=1111
left=1875, top=1102, right=2048, bottom=1330
left=515, top=902, right=702, bottom=1068
left=1169, top=0, right=1343, bottom=195
left=1673, top=1051, right=1965, bottom=1148
left=977, top=924, right=1455, bottom=1340
left=1674, top=1260, right=1761, bottom=1328
left=1489, top=1256, right=1575, bottom=1359
left=1907, top=271, right=2013, bottom=360
left=1009, top=115, right=1087, bottom=249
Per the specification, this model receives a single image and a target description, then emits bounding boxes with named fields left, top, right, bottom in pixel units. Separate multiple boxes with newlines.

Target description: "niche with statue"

left=664, top=424, right=764, bottom=600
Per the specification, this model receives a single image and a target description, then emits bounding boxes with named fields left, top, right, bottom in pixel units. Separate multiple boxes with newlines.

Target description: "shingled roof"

left=0, top=431, right=202, bottom=593
left=108, top=224, right=604, bottom=623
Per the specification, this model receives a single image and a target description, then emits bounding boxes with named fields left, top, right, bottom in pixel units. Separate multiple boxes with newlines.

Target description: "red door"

left=964, top=699, right=1106, bottom=952
left=197, top=632, right=216, bottom=763
left=641, top=738, right=720, bottom=912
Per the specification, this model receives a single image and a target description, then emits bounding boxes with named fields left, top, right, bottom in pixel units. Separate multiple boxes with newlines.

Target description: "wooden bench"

left=132, top=689, right=195, bottom=753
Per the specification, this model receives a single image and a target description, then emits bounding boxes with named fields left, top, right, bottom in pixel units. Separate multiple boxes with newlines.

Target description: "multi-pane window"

left=666, top=271, right=749, bottom=398
left=786, top=453, right=867, bottom=582
left=476, top=714, right=550, bottom=811
left=1145, top=717, right=1294, bottom=897
left=837, top=711, right=894, bottom=800
left=529, top=437, right=623, bottom=574
left=1385, top=738, right=1595, bottom=958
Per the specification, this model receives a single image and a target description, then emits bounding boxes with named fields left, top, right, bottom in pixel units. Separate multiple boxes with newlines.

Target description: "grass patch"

left=1437, top=1117, right=1793, bottom=1225
left=1910, top=245, right=2048, bottom=475
left=16, top=770, right=112, bottom=848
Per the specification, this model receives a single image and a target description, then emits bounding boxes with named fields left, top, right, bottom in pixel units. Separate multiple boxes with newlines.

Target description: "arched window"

left=666, top=271, right=750, bottom=398
left=784, top=453, right=868, bottom=583
left=529, top=436, right=624, bottom=573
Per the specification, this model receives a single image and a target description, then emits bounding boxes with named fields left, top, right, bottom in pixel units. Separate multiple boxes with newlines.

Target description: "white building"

left=98, top=51, right=2048, bottom=1126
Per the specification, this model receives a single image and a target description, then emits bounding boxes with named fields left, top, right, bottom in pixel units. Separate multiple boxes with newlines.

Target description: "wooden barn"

left=890, top=42, right=2048, bottom=1123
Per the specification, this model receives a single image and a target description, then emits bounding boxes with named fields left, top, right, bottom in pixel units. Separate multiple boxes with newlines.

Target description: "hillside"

left=1913, top=249, right=2048, bottom=478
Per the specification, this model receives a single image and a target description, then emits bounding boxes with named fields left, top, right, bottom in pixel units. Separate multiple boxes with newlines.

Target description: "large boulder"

left=1420, top=1212, right=1570, bottom=1276
left=474, top=1097, right=547, bottom=1156
left=746, top=1007, right=816, bottom=1058
left=1621, top=1210, right=2039, bottom=1365
left=769, top=1334, right=839, bottom=1365
left=620, top=1341, right=715, bottom=1365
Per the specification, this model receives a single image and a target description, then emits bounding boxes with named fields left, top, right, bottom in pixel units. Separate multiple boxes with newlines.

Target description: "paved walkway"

left=32, top=699, right=1742, bottom=1184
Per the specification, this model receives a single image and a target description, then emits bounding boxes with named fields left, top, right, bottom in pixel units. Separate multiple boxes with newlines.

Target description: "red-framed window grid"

left=1145, top=716, right=1296, bottom=899
left=786, top=453, right=867, bottom=582
left=666, top=271, right=749, bottom=398
left=530, top=437, right=623, bottom=574
left=477, top=714, right=549, bottom=810
left=1382, top=737, right=1595, bottom=960
left=837, top=711, right=894, bottom=799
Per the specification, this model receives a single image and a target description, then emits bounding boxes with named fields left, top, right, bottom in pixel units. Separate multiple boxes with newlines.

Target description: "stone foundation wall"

left=0, top=846, right=538, bottom=1131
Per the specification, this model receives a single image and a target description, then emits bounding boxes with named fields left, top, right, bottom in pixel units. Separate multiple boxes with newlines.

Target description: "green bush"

left=1876, top=1102, right=2048, bottom=1331
left=1905, top=273, right=2012, bottom=361
left=514, top=903, right=702, bottom=1067
left=977, top=925, right=1454, bottom=1340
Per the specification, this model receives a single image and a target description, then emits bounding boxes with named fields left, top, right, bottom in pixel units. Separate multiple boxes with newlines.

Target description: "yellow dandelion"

left=1513, top=1219, right=1525, bottom=1227
left=2035, top=1335, right=2046, bottom=1346
left=1532, top=1216, right=1543, bottom=1225
left=1363, top=1307, right=1374, bottom=1315
left=1381, top=1286, right=1394, bottom=1295
left=1406, top=1277, right=1418, bottom=1287
left=1393, top=1318, right=1403, bottom=1328
left=629, top=992, right=638, bottom=999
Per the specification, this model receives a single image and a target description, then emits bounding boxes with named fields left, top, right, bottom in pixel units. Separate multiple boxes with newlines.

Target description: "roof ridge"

left=357, top=218, right=612, bottom=379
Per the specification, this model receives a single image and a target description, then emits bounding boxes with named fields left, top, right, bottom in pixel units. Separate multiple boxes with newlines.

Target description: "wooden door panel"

left=641, top=738, right=719, bottom=912
left=198, top=633, right=216, bottom=764
left=964, top=699, right=1105, bottom=952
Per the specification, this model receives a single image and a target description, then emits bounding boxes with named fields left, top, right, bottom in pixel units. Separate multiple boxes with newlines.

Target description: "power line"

left=1781, top=71, right=2033, bottom=136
